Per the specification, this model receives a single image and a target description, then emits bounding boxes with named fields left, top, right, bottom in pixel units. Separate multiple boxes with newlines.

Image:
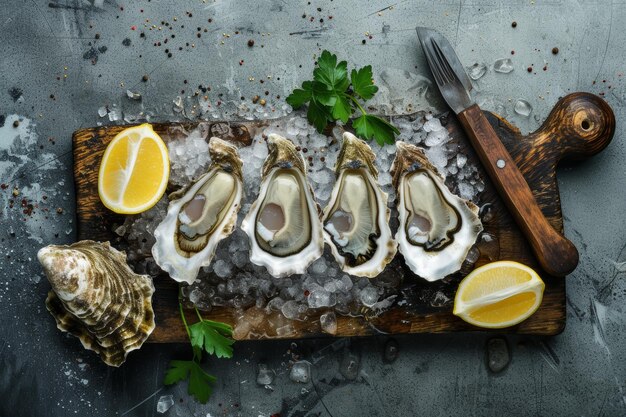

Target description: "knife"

left=416, top=27, right=578, bottom=277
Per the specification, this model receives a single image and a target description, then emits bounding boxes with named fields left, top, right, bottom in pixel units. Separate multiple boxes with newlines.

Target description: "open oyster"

left=37, top=240, right=155, bottom=367
left=241, top=133, right=323, bottom=277
left=152, top=137, right=243, bottom=284
left=322, top=132, right=396, bottom=277
left=391, top=142, right=483, bottom=281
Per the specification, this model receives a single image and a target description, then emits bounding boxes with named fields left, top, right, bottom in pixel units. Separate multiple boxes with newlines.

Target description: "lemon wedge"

left=453, top=261, right=545, bottom=329
left=98, top=123, right=169, bottom=214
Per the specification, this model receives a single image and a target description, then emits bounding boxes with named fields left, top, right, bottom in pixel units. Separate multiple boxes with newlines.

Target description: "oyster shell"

left=152, top=137, right=243, bottom=284
left=37, top=240, right=155, bottom=367
left=322, top=132, right=396, bottom=277
left=391, top=141, right=483, bottom=281
left=241, top=133, right=323, bottom=277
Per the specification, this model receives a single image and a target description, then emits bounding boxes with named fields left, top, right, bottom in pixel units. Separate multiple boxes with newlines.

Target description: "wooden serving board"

left=73, top=93, right=614, bottom=342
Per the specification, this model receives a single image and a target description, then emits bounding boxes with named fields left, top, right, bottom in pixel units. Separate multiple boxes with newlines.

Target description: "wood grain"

left=458, top=104, right=579, bottom=277
left=72, top=93, right=615, bottom=342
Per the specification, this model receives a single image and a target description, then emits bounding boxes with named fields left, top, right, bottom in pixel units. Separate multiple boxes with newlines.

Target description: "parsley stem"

left=178, top=288, right=191, bottom=340
left=345, top=93, right=367, bottom=116
left=194, top=306, right=204, bottom=322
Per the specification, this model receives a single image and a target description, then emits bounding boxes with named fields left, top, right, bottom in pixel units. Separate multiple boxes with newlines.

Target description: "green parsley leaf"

left=189, top=320, right=235, bottom=359
left=314, top=51, right=350, bottom=92
left=331, top=94, right=352, bottom=123
left=286, top=82, right=312, bottom=109
left=287, top=50, right=399, bottom=144
left=353, top=115, right=400, bottom=146
left=307, top=99, right=332, bottom=133
left=350, top=66, right=378, bottom=100
left=164, top=360, right=217, bottom=404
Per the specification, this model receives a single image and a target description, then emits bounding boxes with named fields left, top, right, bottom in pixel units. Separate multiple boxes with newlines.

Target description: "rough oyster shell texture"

left=391, top=141, right=483, bottom=281
left=37, top=240, right=155, bottom=367
left=322, top=132, right=397, bottom=277
left=241, top=133, right=324, bottom=277
left=152, top=137, right=244, bottom=284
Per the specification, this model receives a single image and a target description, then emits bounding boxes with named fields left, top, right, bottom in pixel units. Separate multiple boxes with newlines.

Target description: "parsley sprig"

left=163, top=291, right=235, bottom=403
left=287, top=50, right=400, bottom=146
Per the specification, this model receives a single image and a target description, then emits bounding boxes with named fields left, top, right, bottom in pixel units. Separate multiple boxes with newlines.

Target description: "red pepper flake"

left=0, top=184, right=7, bottom=190
left=131, top=25, right=137, bottom=30
left=304, top=290, right=310, bottom=297
left=527, top=66, right=532, bottom=73
left=510, top=50, right=515, bottom=55
left=239, top=60, right=244, bottom=65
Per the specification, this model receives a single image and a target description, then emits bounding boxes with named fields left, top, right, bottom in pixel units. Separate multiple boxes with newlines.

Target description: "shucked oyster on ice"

left=37, top=240, right=155, bottom=367
left=241, top=133, right=324, bottom=277
left=391, top=142, right=483, bottom=281
left=152, top=137, right=243, bottom=284
left=322, top=132, right=397, bottom=277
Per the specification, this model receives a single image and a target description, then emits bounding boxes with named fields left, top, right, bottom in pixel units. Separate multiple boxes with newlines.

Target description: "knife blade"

left=416, top=27, right=579, bottom=277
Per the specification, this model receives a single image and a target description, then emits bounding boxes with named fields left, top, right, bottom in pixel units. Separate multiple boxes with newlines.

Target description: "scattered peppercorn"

left=13, top=120, right=19, bottom=128
left=552, top=47, right=559, bottom=55
left=511, top=21, right=517, bottom=27
left=362, top=39, right=366, bottom=44
left=259, top=99, right=267, bottom=106
left=95, top=33, right=100, bottom=39
left=56, top=207, right=63, bottom=214
left=252, top=95, right=260, bottom=103
left=142, top=74, right=149, bottom=82
left=248, top=39, right=255, bottom=47
left=527, top=67, right=532, bottom=72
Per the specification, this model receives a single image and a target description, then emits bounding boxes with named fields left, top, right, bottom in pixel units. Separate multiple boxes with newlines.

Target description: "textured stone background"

left=0, top=0, right=624, bottom=416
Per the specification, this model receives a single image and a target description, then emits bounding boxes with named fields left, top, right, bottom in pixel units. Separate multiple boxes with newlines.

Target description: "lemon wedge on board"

left=453, top=261, right=545, bottom=329
left=98, top=123, right=169, bottom=214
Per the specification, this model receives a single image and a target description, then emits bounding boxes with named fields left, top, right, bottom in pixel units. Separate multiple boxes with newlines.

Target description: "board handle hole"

left=581, top=119, right=591, bottom=131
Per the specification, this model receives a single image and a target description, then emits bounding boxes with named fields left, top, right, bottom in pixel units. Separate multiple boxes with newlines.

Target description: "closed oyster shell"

left=152, top=137, right=243, bottom=284
left=37, top=240, right=155, bottom=367
left=241, top=133, right=324, bottom=277
left=322, top=132, right=397, bottom=277
left=391, top=141, right=483, bottom=281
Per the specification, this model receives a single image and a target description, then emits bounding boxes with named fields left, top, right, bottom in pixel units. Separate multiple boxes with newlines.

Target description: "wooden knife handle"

left=458, top=104, right=579, bottom=277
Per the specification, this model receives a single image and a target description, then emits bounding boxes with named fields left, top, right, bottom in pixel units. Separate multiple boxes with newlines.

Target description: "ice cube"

left=156, top=395, right=174, bottom=413
left=467, top=63, right=487, bottom=80
left=493, top=58, right=514, bottom=74
left=289, top=361, right=311, bottom=383
left=514, top=100, right=532, bottom=117
left=257, top=364, right=275, bottom=385
left=423, top=117, right=443, bottom=133
left=308, top=288, right=333, bottom=308
left=456, top=154, right=467, bottom=169
left=126, top=89, right=142, bottom=100
left=281, top=300, right=302, bottom=320
left=309, top=258, right=328, bottom=275
left=424, top=129, right=448, bottom=147
left=320, top=311, right=337, bottom=334
left=213, top=259, right=232, bottom=278
left=359, top=286, right=379, bottom=307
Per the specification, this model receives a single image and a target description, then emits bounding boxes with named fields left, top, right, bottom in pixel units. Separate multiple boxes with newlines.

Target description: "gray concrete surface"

left=1, top=0, right=625, bottom=416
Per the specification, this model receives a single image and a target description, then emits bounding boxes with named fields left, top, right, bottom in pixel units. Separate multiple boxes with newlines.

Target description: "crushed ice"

left=118, top=111, right=484, bottom=331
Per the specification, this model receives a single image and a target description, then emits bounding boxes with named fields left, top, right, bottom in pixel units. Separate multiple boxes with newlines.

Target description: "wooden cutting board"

left=72, top=93, right=614, bottom=342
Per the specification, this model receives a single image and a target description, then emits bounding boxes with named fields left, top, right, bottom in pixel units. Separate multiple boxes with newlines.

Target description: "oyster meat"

left=152, top=137, right=243, bottom=284
left=322, top=132, right=396, bottom=277
left=37, top=240, right=155, bottom=367
left=391, top=142, right=483, bottom=281
left=241, top=133, right=324, bottom=277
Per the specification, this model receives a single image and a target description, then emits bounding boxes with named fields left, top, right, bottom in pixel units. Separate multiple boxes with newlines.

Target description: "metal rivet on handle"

left=496, top=159, right=506, bottom=168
